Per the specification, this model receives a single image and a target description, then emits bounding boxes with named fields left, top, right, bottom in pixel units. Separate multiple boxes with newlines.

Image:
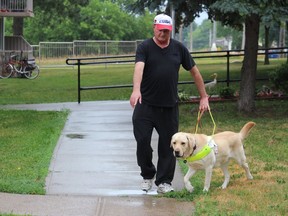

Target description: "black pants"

left=132, top=103, right=178, bottom=186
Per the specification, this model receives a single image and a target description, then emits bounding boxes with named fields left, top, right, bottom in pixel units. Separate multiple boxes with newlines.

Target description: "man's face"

left=153, top=26, right=171, bottom=44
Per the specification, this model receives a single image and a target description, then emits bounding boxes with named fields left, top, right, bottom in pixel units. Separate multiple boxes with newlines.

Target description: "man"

left=130, top=14, right=209, bottom=194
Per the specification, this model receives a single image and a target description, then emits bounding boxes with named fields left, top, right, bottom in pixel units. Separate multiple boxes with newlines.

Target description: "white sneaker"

left=141, top=179, right=153, bottom=192
left=157, top=183, right=174, bottom=194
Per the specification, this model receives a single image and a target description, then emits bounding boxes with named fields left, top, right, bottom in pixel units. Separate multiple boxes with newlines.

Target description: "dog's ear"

left=186, top=134, right=197, bottom=154
left=186, top=134, right=194, bottom=149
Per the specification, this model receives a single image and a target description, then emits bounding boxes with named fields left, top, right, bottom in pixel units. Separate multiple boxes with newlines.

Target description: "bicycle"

left=0, top=54, right=40, bottom=79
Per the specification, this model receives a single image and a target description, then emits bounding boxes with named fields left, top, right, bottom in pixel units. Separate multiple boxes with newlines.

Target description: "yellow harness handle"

left=194, top=109, right=216, bottom=135
left=183, top=109, right=217, bottom=163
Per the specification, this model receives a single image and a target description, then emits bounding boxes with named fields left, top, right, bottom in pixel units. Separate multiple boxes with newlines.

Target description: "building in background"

left=0, top=0, right=34, bottom=61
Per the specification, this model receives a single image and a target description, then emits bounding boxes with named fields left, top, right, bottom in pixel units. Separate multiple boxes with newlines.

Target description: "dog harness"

left=183, top=109, right=218, bottom=163
left=184, top=136, right=218, bottom=163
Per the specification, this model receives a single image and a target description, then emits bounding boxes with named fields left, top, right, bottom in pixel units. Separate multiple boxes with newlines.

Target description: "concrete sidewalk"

left=0, top=101, right=194, bottom=216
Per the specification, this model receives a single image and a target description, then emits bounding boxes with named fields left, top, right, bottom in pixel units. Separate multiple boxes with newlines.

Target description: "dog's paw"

left=203, top=187, right=209, bottom=192
left=185, top=183, right=194, bottom=193
left=247, top=174, right=253, bottom=180
left=186, top=187, right=194, bottom=193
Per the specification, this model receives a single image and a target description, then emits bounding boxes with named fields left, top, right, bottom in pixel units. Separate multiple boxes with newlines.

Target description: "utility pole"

left=171, top=4, right=175, bottom=39
left=211, top=20, right=217, bottom=51
left=279, top=21, right=286, bottom=58
left=0, top=18, right=4, bottom=51
left=189, top=23, right=193, bottom=51
left=241, top=23, right=245, bottom=50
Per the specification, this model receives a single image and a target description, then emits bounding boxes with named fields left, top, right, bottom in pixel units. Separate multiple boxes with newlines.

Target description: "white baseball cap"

left=154, top=14, right=173, bottom=31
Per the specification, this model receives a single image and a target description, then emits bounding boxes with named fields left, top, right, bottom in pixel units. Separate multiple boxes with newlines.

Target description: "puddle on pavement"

left=66, top=133, right=85, bottom=139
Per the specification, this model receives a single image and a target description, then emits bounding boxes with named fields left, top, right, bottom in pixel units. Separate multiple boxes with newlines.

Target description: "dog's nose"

left=174, top=151, right=181, bottom=157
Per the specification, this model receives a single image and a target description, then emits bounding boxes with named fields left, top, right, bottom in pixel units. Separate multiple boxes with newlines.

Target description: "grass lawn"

left=0, top=58, right=287, bottom=215
left=0, top=109, right=69, bottom=194
left=0, top=58, right=285, bottom=104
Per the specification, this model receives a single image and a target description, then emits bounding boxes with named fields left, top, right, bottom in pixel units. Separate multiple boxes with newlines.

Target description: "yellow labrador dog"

left=171, top=122, right=255, bottom=192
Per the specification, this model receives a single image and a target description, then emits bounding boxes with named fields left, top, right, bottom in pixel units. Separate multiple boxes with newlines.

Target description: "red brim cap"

left=155, top=24, right=172, bottom=31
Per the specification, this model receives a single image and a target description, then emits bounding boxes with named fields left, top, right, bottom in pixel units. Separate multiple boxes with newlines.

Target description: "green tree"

left=24, top=9, right=78, bottom=43
left=8, top=0, right=89, bottom=40
left=217, top=23, right=242, bottom=50
left=78, top=0, right=136, bottom=40
left=127, top=11, right=156, bottom=40
left=192, top=20, right=211, bottom=50
left=21, top=0, right=154, bottom=44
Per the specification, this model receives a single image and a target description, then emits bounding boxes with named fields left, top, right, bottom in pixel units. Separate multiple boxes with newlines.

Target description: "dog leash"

left=183, top=109, right=217, bottom=163
left=194, top=108, right=216, bottom=135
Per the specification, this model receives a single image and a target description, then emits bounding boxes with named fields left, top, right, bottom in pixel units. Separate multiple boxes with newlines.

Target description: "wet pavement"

left=0, top=101, right=195, bottom=216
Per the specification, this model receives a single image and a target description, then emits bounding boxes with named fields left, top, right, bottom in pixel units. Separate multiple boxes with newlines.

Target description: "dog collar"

left=184, top=144, right=212, bottom=163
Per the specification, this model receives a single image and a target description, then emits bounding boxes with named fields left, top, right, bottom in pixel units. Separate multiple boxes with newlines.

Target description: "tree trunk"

left=13, top=17, right=24, bottom=36
left=238, top=14, right=260, bottom=113
left=264, top=25, right=270, bottom=65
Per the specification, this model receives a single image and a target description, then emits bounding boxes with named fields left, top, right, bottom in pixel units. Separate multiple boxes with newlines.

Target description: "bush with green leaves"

left=178, top=90, right=190, bottom=102
left=269, top=63, right=288, bottom=94
left=219, top=87, right=235, bottom=98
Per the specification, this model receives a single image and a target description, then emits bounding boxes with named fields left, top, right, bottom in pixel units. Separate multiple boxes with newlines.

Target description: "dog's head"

left=171, top=132, right=196, bottom=158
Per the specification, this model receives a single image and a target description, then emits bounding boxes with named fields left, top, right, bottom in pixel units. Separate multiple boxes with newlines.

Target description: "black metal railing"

left=66, top=47, right=288, bottom=103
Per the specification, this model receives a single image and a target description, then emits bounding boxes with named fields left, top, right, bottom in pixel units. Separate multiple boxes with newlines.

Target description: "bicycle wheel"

left=24, top=64, right=40, bottom=79
left=0, top=64, right=13, bottom=79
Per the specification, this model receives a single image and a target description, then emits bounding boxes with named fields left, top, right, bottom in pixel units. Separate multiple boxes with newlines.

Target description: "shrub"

left=219, top=87, right=235, bottom=99
left=269, top=63, right=288, bottom=94
left=178, top=91, right=190, bottom=102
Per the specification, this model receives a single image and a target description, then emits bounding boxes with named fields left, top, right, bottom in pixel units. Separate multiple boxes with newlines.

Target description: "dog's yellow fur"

left=171, top=122, right=256, bottom=192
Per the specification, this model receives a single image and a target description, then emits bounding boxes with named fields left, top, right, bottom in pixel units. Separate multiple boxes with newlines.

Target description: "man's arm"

left=190, top=65, right=210, bottom=111
left=130, top=62, right=145, bottom=108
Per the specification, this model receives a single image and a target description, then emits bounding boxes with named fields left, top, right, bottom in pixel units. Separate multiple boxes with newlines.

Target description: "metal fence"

left=66, top=47, right=288, bottom=103
left=73, top=40, right=143, bottom=56
left=33, top=40, right=288, bottom=66
left=37, top=42, right=73, bottom=59
left=33, top=40, right=144, bottom=64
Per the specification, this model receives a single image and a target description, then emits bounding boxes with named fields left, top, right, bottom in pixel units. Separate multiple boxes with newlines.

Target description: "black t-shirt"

left=135, top=38, right=195, bottom=107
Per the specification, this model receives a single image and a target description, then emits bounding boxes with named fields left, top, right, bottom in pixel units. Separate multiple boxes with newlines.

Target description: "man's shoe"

left=141, top=179, right=153, bottom=192
left=157, top=183, right=174, bottom=194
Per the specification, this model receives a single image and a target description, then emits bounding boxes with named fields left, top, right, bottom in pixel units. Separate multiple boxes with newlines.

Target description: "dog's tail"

left=240, top=121, right=256, bottom=140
